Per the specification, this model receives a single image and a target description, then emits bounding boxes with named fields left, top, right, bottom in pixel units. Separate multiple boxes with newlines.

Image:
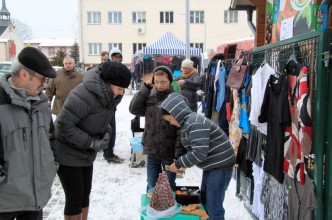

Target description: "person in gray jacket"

left=161, top=93, right=235, bottom=220
left=0, top=47, right=57, bottom=220
left=53, top=61, right=131, bottom=220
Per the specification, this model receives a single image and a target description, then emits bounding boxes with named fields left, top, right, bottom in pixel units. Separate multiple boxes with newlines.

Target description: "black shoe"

left=131, top=160, right=145, bottom=168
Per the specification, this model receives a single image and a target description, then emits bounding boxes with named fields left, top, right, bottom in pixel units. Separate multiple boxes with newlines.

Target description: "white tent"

left=143, top=32, right=201, bottom=56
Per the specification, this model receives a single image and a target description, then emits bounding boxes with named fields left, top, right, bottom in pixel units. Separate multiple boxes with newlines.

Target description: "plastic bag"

left=141, top=203, right=181, bottom=220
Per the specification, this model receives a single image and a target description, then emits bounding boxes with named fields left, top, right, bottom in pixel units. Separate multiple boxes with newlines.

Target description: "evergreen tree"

left=70, top=41, right=80, bottom=64
left=50, top=50, right=67, bottom=66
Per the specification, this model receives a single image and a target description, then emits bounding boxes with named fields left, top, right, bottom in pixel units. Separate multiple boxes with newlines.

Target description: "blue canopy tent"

left=143, top=32, right=202, bottom=56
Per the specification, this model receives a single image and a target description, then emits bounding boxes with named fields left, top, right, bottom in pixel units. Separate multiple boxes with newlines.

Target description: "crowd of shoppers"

left=0, top=47, right=234, bottom=220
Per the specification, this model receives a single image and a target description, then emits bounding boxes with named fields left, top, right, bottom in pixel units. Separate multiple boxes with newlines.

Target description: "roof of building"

left=24, top=38, right=76, bottom=47
left=0, top=26, right=6, bottom=36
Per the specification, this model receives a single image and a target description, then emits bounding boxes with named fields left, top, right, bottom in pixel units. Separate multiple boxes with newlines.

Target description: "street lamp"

left=185, top=0, right=190, bottom=58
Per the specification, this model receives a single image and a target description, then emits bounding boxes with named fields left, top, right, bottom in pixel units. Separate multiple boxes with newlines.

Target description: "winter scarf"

left=180, top=68, right=197, bottom=79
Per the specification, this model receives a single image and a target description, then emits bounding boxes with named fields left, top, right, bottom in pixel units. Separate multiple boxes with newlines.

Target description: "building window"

left=224, top=10, right=238, bottom=23
left=109, top=43, right=122, bottom=52
left=88, top=43, right=102, bottom=55
left=49, top=47, right=55, bottom=56
left=132, top=12, right=146, bottom=24
left=190, top=43, right=203, bottom=51
left=108, top=12, right=122, bottom=24
left=133, top=43, right=146, bottom=54
left=60, top=47, right=66, bottom=53
left=160, top=11, right=173, bottom=24
left=190, top=11, right=204, bottom=23
left=88, top=11, right=101, bottom=24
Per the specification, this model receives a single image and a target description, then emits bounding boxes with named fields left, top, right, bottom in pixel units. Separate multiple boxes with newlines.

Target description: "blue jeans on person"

left=200, top=167, right=233, bottom=220
left=146, top=156, right=176, bottom=193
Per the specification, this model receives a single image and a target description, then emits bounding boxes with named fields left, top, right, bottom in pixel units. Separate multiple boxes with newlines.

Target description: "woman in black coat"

left=53, top=61, right=131, bottom=220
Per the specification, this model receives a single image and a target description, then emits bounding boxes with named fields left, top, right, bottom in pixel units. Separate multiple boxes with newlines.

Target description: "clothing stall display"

left=202, top=41, right=318, bottom=219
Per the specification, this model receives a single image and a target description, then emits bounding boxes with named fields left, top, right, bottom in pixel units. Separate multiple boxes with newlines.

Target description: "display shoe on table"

left=106, top=155, right=124, bottom=163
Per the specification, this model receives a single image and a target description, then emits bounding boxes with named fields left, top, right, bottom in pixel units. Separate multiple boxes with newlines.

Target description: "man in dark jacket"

left=0, top=47, right=57, bottom=220
left=53, top=61, right=131, bottom=220
left=101, top=48, right=125, bottom=163
left=161, top=93, right=235, bottom=220
left=129, top=66, right=185, bottom=193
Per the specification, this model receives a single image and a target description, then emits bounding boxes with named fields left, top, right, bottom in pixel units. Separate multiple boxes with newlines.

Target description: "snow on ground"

left=44, top=89, right=254, bottom=220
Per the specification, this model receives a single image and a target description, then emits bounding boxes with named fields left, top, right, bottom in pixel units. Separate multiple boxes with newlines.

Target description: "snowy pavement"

left=44, top=89, right=254, bottom=220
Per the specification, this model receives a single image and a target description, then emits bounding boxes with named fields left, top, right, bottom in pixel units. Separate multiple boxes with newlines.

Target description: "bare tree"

left=11, top=19, right=33, bottom=40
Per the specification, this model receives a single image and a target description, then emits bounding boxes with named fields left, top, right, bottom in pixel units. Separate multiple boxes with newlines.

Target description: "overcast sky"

left=5, top=0, right=78, bottom=39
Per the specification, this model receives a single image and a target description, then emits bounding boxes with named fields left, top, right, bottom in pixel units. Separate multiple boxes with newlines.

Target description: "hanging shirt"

left=258, top=74, right=291, bottom=183
left=249, top=63, right=275, bottom=135
left=214, top=66, right=226, bottom=112
left=252, top=161, right=265, bottom=220
left=285, top=174, right=317, bottom=220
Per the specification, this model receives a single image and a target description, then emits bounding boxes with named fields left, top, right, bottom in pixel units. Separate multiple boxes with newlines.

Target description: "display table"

left=140, top=194, right=201, bottom=220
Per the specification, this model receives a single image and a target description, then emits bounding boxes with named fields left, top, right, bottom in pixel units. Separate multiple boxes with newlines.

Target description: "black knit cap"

left=100, top=61, right=131, bottom=88
left=152, top=65, right=173, bottom=83
left=18, top=47, right=56, bottom=78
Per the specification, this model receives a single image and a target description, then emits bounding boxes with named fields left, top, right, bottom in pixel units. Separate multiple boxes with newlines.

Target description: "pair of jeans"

left=0, top=210, right=42, bottom=220
left=201, top=167, right=233, bottom=220
left=146, top=156, right=176, bottom=193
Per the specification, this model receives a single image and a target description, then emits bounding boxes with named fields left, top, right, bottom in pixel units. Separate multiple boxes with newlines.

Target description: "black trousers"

left=0, top=210, right=42, bottom=220
left=57, top=165, right=93, bottom=215
left=103, top=116, right=116, bottom=158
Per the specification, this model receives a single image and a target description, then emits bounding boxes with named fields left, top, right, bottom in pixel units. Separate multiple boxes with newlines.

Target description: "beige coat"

left=45, top=68, right=83, bottom=115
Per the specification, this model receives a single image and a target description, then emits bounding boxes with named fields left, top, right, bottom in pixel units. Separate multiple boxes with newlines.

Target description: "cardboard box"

left=175, top=186, right=201, bottom=205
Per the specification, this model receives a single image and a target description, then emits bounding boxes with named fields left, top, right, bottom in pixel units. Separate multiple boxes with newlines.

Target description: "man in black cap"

left=53, top=61, right=131, bottom=220
left=102, top=47, right=125, bottom=164
left=0, top=47, right=57, bottom=220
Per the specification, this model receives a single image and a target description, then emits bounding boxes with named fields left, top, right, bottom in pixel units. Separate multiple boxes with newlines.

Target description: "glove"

left=90, top=132, right=110, bottom=151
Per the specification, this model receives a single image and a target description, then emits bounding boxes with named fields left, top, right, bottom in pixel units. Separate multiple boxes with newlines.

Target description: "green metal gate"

left=321, top=28, right=332, bottom=220
left=236, top=29, right=331, bottom=219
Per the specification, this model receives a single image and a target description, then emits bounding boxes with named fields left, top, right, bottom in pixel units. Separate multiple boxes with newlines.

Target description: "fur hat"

left=18, top=47, right=56, bottom=78
left=152, top=65, right=173, bottom=83
left=100, top=61, right=131, bottom=88
left=181, top=59, right=194, bottom=69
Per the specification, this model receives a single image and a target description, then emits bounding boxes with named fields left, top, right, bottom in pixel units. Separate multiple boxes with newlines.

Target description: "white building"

left=0, top=0, right=23, bottom=61
left=78, top=0, right=255, bottom=65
